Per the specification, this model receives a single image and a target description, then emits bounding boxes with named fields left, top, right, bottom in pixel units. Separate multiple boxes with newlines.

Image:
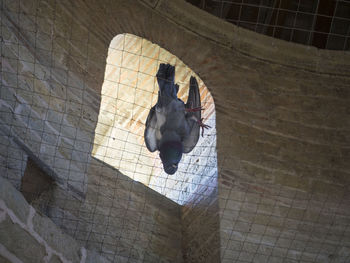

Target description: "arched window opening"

left=92, top=34, right=217, bottom=204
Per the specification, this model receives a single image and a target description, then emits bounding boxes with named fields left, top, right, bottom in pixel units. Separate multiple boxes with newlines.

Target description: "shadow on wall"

left=92, top=33, right=218, bottom=205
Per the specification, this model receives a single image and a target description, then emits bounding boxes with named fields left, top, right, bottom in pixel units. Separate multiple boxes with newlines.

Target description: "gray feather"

left=144, top=63, right=201, bottom=174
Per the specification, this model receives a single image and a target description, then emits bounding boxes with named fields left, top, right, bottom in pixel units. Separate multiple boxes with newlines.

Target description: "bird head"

left=159, top=141, right=183, bottom=175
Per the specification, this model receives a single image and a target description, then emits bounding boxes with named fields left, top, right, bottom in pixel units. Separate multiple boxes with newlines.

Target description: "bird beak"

left=172, top=164, right=177, bottom=168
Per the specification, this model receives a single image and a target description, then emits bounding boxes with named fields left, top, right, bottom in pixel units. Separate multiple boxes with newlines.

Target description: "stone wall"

left=31, top=157, right=183, bottom=262
left=181, top=175, right=220, bottom=262
left=1, top=0, right=350, bottom=262
left=0, top=176, right=109, bottom=263
left=217, top=62, right=350, bottom=262
left=0, top=129, right=27, bottom=190
left=138, top=1, right=350, bottom=262
left=0, top=135, right=183, bottom=262
left=1, top=1, right=184, bottom=261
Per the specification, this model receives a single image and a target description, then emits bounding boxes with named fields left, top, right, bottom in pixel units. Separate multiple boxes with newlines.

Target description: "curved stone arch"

left=1, top=0, right=348, bottom=262
left=92, top=33, right=218, bottom=204
left=89, top=1, right=350, bottom=261
left=112, top=2, right=350, bottom=262
left=145, top=1, right=350, bottom=75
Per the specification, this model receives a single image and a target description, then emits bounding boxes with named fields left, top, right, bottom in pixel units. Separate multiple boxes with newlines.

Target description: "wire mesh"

left=93, top=33, right=217, bottom=205
left=1, top=0, right=350, bottom=263
left=186, top=0, right=350, bottom=50
left=0, top=0, right=218, bottom=258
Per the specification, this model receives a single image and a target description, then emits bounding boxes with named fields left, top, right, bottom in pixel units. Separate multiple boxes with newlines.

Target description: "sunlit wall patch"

left=92, top=33, right=217, bottom=205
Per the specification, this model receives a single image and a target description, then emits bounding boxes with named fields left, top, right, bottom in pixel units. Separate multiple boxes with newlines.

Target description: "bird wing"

left=183, top=76, right=201, bottom=153
left=144, top=106, right=159, bottom=152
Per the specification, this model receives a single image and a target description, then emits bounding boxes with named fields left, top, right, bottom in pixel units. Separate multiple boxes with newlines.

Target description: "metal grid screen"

left=186, top=0, right=350, bottom=50
left=1, top=0, right=350, bottom=263
left=92, top=33, right=217, bottom=205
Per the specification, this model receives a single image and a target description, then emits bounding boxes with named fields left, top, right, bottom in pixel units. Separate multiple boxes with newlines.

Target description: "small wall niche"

left=21, top=158, right=54, bottom=204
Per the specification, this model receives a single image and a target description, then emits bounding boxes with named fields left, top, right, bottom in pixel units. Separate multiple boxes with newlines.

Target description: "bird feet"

left=197, top=118, right=211, bottom=137
left=185, top=106, right=204, bottom=113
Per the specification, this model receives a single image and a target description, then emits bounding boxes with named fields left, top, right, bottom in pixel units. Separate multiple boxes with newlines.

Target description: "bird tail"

left=156, top=63, right=178, bottom=99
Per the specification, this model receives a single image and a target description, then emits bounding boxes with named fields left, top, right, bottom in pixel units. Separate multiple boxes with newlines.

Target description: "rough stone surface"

left=0, top=176, right=29, bottom=223
left=0, top=254, right=11, bottom=263
left=0, top=129, right=28, bottom=190
left=1, top=0, right=350, bottom=262
left=0, top=176, right=109, bottom=263
left=48, top=254, right=62, bottom=263
left=33, top=213, right=82, bottom=263
left=0, top=216, right=46, bottom=263
left=34, top=158, right=183, bottom=262
left=21, top=158, right=54, bottom=203
left=86, top=249, right=111, bottom=263
left=181, top=176, right=220, bottom=262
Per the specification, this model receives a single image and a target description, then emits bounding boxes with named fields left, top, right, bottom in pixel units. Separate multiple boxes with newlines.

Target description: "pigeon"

left=144, top=63, right=210, bottom=175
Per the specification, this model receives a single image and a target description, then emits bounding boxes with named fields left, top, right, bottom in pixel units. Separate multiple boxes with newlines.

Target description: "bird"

left=144, top=63, right=210, bottom=175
